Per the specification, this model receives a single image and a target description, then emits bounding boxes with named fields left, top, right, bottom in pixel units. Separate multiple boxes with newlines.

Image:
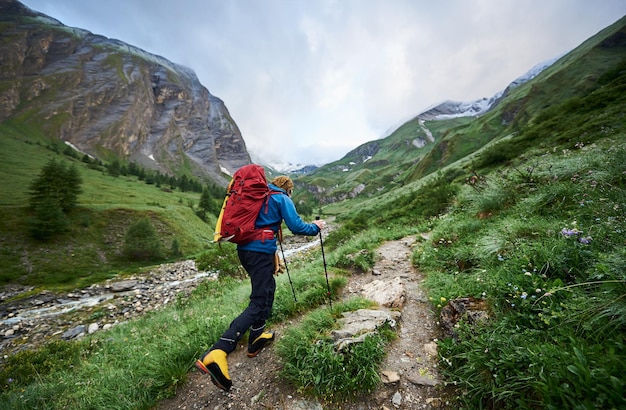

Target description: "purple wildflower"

left=561, top=228, right=580, bottom=237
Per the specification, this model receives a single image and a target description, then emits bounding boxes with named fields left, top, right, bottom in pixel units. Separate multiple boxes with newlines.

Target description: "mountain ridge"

left=284, top=57, right=558, bottom=173
left=0, top=0, right=250, bottom=185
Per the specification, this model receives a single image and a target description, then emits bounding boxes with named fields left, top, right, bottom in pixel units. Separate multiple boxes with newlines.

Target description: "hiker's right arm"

left=280, top=197, right=320, bottom=236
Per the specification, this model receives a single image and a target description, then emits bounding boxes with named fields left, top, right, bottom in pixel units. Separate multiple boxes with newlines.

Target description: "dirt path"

left=156, top=237, right=450, bottom=409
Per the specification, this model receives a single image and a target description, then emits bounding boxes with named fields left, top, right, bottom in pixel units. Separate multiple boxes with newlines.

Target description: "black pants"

left=211, top=250, right=276, bottom=354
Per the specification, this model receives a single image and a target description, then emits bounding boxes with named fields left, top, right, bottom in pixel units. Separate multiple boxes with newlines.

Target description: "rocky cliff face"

left=0, top=0, right=250, bottom=184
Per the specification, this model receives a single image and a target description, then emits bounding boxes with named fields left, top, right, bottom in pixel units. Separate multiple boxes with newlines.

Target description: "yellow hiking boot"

left=195, top=349, right=232, bottom=391
left=247, top=331, right=275, bottom=358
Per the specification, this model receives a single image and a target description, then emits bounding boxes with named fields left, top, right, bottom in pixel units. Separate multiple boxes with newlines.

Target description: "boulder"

left=62, top=325, right=86, bottom=340
left=109, top=280, right=138, bottom=292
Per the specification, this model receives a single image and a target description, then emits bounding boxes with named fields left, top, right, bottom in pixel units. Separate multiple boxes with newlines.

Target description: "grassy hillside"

left=296, top=115, right=468, bottom=203
left=409, top=16, right=626, bottom=183
left=0, top=125, right=217, bottom=289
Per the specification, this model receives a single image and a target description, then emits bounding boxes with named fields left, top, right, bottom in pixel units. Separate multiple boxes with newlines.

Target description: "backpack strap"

left=256, top=190, right=286, bottom=242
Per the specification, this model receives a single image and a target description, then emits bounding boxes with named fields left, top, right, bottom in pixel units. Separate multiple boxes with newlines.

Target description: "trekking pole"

left=278, top=229, right=297, bottom=303
left=316, top=216, right=332, bottom=308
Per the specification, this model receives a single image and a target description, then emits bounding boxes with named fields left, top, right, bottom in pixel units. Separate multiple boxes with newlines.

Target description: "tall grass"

left=419, top=142, right=626, bottom=409
left=275, top=298, right=395, bottom=404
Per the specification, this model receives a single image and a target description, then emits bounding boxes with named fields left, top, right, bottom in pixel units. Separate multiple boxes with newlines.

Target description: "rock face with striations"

left=0, top=0, right=250, bottom=183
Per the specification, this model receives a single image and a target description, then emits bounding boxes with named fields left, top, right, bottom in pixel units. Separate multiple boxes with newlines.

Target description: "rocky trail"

left=157, top=237, right=451, bottom=410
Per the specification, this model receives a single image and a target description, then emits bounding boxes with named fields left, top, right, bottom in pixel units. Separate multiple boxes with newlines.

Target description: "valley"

left=1, top=2, right=625, bottom=409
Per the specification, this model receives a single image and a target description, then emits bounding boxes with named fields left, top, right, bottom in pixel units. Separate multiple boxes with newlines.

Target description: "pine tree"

left=199, top=187, right=211, bottom=213
left=28, top=159, right=83, bottom=239
left=59, top=164, right=83, bottom=212
left=199, top=186, right=220, bottom=218
left=29, top=159, right=64, bottom=210
left=28, top=196, right=70, bottom=240
left=29, top=160, right=83, bottom=213
left=107, top=160, right=121, bottom=177
left=170, top=238, right=182, bottom=257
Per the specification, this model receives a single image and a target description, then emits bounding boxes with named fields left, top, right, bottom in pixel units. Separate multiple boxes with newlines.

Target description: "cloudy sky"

left=20, top=0, right=626, bottom=166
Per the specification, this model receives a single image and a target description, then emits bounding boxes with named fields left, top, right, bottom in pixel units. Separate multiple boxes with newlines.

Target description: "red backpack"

left=214, top=164, right=281, bottom=245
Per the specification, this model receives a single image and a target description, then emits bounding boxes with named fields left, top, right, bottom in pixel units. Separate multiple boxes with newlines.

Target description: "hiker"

left=195, top=175, right=325, bottom=392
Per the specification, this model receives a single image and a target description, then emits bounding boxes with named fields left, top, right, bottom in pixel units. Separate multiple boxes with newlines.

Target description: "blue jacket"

left=238, top=183, right=320, bottom=254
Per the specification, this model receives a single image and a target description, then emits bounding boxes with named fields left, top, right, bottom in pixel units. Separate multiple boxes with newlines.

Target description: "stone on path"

left=332, top=309, right=401, bottom=341
left=331, top=309, right=401, bottom=351
left=392, top=391, right=402, bottom=407
left=381, top=370, right=400, bottom=384
left=423, top=341, right=438, bottom=357
left=361, top=277, right=406, bottom=308
left=406, top=373, right=439, bottom=387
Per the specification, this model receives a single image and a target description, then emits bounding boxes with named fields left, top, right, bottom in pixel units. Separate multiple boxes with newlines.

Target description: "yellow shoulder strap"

left=213, top=179, right=234, bottom=242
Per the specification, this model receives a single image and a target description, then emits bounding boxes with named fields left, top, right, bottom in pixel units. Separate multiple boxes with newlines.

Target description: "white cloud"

left=20, top=0, right=626, bottom=165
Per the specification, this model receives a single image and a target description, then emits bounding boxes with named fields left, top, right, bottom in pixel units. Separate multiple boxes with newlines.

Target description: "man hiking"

left=195, top=175, right=325, bottom=392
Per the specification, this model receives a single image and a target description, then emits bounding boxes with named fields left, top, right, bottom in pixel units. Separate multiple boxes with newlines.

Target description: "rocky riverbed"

left=0, top=259, right=216, bottom=359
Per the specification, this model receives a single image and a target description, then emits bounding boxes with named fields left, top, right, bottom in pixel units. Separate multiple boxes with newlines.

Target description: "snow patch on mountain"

left=219, top=165, right=232, bottom=176
left=419, top=57, right=559, bottom=121
left=263, top=160, right=319, bottom=175
left=430, top=94, right=503, bottom=120
left=268, top=161, right=306, bottom=173
left=509, top=56, right=561, bottom=88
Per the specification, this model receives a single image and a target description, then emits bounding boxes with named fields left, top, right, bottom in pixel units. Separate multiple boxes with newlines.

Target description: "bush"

left=474, top=141, right=517, bottom=169
left=123, top=217, right=164, bottom=261
left=406, top=172, right=460, bottom=218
